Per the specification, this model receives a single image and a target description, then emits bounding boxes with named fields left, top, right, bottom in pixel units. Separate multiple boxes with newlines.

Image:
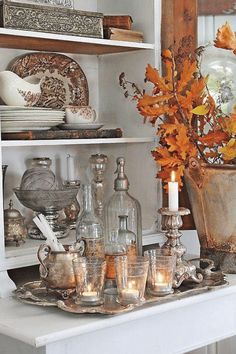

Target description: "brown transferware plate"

left=9, top=52, right=89, bottom=109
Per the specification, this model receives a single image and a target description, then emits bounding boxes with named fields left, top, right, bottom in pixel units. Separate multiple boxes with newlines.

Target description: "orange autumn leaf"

left=199, top=130, right=228, bottom=147
left=189, top=77, right=206, bottom=100
left=177, top=59, right=197, bottom=93
left=220, top=114, right=236, bottom=135
left=159, top=123, right=177, bottom=136
left=145, top=64, right=169, bottom=91
left=165, top=136, right=179, bottom=152
left=162, top=50, right=174, bottom=85
left=138, top=104, right=177, bottom=118
left=175, top=124, right=196, bottom=160
left=220, top=138, right=236, bottom=161
left=162, top=49, right=172, bottom=59
left=137, top=94, right=172, bottom=108
left=153, top=147, right=182, bottom=167
left=214, top=22, right=236, bottom=54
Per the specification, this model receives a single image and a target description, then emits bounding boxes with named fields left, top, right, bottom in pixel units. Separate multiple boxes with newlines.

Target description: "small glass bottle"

left=105, top=157, right=142, bottom=256
left=105, top=231, right=127, bottom=281
left=76, top=184, right=105, bottom=258
left=118, top=215, right=137, bottom=257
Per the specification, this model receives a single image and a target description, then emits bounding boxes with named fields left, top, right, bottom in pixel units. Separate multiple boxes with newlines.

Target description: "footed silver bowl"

left=14, top=187, right=79, bottom=240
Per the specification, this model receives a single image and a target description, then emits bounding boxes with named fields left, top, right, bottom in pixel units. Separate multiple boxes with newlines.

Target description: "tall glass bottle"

left=105, top=157, right=142, bottom=256
left=76, top=184, right=104, bottom=258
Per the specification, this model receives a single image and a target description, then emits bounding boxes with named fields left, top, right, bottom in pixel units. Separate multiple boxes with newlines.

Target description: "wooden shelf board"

left=1, top=137, right=155, bottom=147
left=0, top=28, right=154, bottom=55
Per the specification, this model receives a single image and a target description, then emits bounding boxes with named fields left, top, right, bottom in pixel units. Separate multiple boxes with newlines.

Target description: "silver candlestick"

left=89, top=154, right=108, bottom=219
left=159, top=207, right=203, bottom=288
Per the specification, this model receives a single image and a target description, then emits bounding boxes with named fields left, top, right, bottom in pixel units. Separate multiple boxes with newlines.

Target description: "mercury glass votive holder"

left=144, top=249, right=176, bottom=296
left=72, top=257, right=106, bottom=306
left=115, top=256, right=149, bottom=306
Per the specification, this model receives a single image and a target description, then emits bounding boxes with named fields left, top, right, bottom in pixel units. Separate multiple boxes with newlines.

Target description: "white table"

left=1, top=275, right=236, bottom=354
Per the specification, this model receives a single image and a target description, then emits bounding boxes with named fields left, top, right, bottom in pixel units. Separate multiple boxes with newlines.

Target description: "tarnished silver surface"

left=1, top=1, right=103, bottom=38
left=8, top=0, right=74, bottom=8
left=89, top=154, right=108, bottom=219
left=14, top=187, right=79, bottom=239
left=159, top=207, right=203, bottom=288
left=14, top=281, right=59, bottom=306
left=57, top=274, right=227, bottom=315
left=14, top=268, right=227, bottom=314
left=14, top=187, right=79, bottom=212
left=4, top=200, right=27, bottom=246
left=37, top=243, right=84, bottom=293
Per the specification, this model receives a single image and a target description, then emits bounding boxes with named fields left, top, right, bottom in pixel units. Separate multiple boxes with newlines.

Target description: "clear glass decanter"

left=105, top=157, right=142, bottom=256
left=76, top=184, right=105, bottom=258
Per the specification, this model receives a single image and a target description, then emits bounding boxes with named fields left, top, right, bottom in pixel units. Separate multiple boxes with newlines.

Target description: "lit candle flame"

left=156, top=272, right=164, bottom=283
left=87, top=284, right=92, bottom=292
left=170, top=171, right=176, bottom=182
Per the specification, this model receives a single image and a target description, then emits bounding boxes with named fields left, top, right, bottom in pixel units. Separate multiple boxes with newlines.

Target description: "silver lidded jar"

left=105, top=157, right=142, bottom=256
left=4, top=199, right=27, bottom=246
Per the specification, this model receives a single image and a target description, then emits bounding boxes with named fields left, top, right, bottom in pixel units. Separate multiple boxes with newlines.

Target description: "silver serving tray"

left=14, top=262, right=228, bottom=315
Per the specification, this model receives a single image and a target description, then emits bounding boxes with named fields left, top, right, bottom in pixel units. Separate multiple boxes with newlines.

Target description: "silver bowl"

left=14, top=187, right=79, bottom=212
left=14, top=187, right=79, bottom=240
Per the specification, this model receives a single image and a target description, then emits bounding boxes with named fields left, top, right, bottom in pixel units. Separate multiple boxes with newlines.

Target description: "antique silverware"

left=4, top=200, right=27, bottom=246
left=14, top=187, right=79, bottom=239
left=159, top=207, right=203, bottom=288
left=89, top=154, right=108, bottom=219
left=37, top=243, right=84, bottom=298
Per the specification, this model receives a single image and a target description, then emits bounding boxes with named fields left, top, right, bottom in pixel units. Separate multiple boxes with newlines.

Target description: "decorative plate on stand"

left=9, top=53, right=89, bottom=109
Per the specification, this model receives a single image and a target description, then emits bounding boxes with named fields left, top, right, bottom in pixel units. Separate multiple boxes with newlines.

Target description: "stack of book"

left=103, top=15, right=144, bottom=43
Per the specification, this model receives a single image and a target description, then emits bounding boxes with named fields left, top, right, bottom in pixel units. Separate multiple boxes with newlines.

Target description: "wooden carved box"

left=0, top=0, right=103, bottom=38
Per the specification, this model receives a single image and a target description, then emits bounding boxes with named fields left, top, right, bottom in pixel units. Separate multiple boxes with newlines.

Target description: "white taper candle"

left=67, top=154, right=75, bottom=181
left=168, top=171, right=179, bottom=212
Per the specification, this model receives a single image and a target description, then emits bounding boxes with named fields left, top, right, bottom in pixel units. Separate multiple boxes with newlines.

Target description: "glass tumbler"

left=144, top=248, right=176, bottom=296
left=115, top=256, right=149, bottom=305
left=72, top=257, right=106, bottom=306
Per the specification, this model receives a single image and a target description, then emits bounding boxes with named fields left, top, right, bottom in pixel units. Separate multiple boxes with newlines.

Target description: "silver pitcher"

left=37, top=242, right=84, bottom=297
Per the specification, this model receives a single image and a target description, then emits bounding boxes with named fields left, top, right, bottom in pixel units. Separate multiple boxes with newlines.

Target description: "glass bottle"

left=105, top=230, right=127, bottom=281
left=76, top=184, right=105, bottom=258
left=118, top=215, right=137, bottom=257
left=105, top=157, right=142, bottom=256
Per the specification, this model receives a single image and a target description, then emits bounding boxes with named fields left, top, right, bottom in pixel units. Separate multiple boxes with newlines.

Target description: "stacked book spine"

left=103, top=15, right=144, bottom=43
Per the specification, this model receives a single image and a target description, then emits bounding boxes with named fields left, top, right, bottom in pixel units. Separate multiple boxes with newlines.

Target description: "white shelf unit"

left=0, top=0, right=162, bottom=297
left=1, top=137, right=155, bottom=147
